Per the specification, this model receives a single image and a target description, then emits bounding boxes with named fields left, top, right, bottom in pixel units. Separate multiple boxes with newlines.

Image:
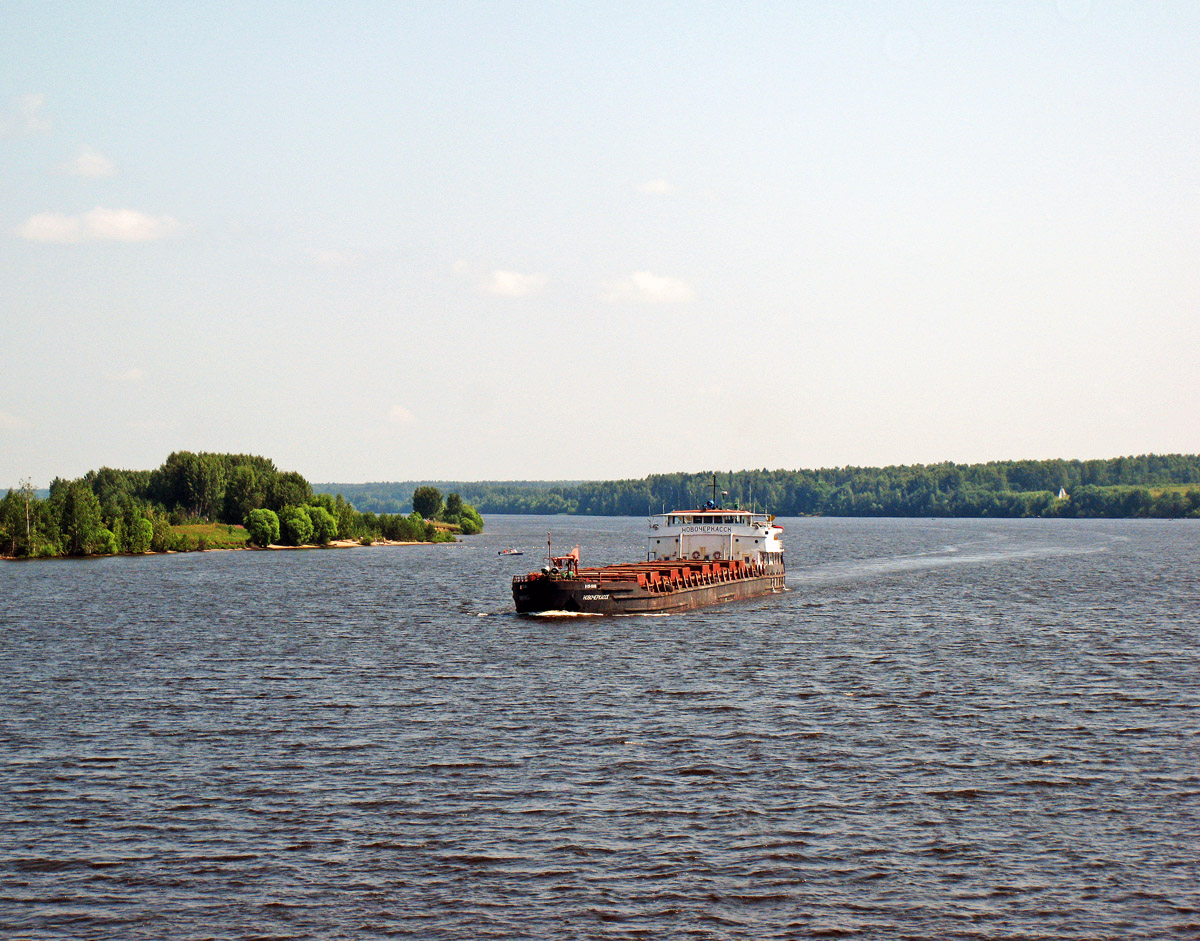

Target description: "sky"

left=2, top=1, right=1198, bottom=488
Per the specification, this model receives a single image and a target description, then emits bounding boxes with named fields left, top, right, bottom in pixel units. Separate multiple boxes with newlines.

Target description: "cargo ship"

left=512, top=494, right=785, bottom=615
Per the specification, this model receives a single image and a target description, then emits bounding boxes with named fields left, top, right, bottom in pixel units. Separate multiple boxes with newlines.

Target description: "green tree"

left=1120, top=488, right=1152, bottom=517
left=153, top=451, right=226, bottom=519
left=309, top=493, right=337, bottom=514
left=58, top=482, right=105, bottom=555
left=224, top=464, right=264, bottom=522
left=458, top=503, right=484, bottom=535
left=412, top=486, right=442, bottom=519
left=87, top=467, right=151, bottom=508
left=269, top=472, right=313, bottom=513
left=305, top=505, right=338, bottom=544
left=129, top=517, right=154, bottom=553
left=0, top=488, right=30, bottom=556
left=333, top=494, right=360, bottom=540
left=1153, top=489, right=1188, bottom=518
left=245, top=508, right=281, bottom=547
left=279, top=506, right=314, bottom=546
left=150, top=514, right=173, bottom=552
left=96, top=527, right=119, bottom=555
left=191, top=453, right=226, bottom=518
left=110, top=515, right=126, bottom=551
left=1, top=481, right=44, bottom=556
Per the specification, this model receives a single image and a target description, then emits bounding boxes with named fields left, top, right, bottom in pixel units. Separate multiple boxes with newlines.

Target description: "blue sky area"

left=3, top=1, right=1197, bottom=486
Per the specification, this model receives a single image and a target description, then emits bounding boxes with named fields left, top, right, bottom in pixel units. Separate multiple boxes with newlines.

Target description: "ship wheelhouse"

left=647, top=506, right=784, bottom=571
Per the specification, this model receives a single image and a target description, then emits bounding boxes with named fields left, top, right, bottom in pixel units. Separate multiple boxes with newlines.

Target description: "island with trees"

left=323, top=453, right=1200, bottom=520
left=1, top=452, right=483, bottom=560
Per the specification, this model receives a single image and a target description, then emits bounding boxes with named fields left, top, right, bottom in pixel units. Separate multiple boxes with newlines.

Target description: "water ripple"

left=2, top=518, right=1198, bottom=938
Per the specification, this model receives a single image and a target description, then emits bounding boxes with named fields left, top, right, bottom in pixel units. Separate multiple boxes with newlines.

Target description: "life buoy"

left=713, top=550, right=722, bottom=560
left=691, top=550, right=701, bottom=560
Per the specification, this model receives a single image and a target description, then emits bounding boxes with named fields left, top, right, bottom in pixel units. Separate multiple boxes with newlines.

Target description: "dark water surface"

left=2, top=517, right=1198, bottom=939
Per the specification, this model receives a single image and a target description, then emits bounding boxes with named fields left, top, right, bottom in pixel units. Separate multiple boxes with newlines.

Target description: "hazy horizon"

left=12, top=450, right=1200, bottom=494
left=4, top=2, right=1197, bottom=489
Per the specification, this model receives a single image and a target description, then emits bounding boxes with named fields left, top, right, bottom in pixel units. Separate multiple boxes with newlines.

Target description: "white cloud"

left=60, top=147, right=118, bottom=178
left=15, top=207, right=179, bottom=243
left=604, top=270, right=695, bottom=304
left=485, top=269, right=547, bottom=298
left=637, top=178, right=675, bottom=195
left=84, top=207, right=178, bottom=241
left=15, top=212, right=84, bottom=243
left=0, top=93, right=52, bottom=136
left=388, top=404, right=416, bottom=424
left=106, top=368, right=146, bottom=385
left=0, top=410, right=31, bottom=431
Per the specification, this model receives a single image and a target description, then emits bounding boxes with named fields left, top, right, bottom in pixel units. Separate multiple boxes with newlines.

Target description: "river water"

left=2, top=517, right=1197, bottom=939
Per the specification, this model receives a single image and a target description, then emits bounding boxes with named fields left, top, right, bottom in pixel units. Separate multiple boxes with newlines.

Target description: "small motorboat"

left=498, top=547, right=524, bottom=556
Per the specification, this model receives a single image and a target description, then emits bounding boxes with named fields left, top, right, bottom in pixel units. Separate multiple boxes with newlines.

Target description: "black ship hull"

left=513, top=559, right=785, bottom=615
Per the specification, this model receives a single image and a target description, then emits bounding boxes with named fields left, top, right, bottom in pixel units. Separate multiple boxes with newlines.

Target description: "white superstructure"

left=647, top=508, right=784, bottom=568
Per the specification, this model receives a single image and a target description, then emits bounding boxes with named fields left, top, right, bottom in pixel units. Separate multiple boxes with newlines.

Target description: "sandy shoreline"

left=263, top=538, right=431, bottom=549
left=1, top=538, right=452, bottom=561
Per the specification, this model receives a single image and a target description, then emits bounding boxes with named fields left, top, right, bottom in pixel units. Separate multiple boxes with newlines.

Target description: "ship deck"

left=514, top=556, right=780, bottom=594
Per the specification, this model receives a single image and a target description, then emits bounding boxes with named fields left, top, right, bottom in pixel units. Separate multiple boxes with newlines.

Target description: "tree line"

left=317, top=479, right=581, bottom=516
left=1, top=452, right=483, bottom=559
left=323, top=454, right=1200, bottom=519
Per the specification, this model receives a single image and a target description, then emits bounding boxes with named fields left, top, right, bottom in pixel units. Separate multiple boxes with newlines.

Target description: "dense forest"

left=327, top=454, right=1200, bottom=520
left=1, top=452, right=483, bottom=559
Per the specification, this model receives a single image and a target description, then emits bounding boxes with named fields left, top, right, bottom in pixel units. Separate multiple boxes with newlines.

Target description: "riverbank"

left=1, top=537, right=458, bottom=561
left=1, top=455, right=484, bottom=560
left=265, top=538, right=432, bottom=550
